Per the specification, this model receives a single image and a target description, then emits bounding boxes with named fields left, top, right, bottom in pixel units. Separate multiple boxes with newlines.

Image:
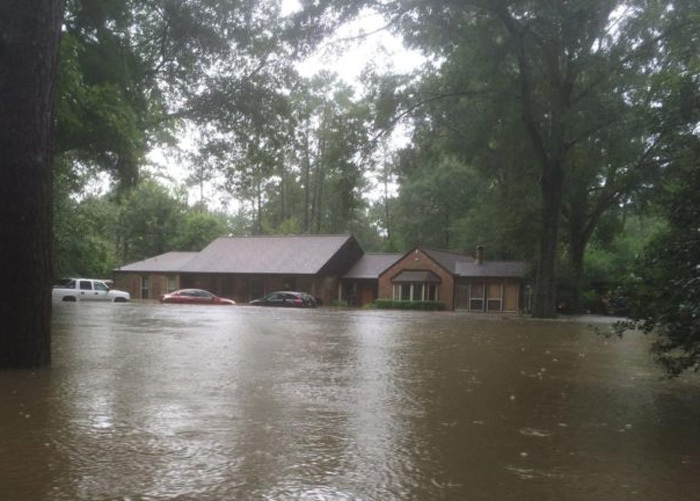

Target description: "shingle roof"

left=422, top=249, right=475, bottom=274
left=183, top=234, right=356, bottom=274
left=392, top=270, right=442, bottom=283
left=455, top=261, right=529, bottom=278
left=116, top=252, right=198, bottom=273
left=343, top=253, right=402, bottom=279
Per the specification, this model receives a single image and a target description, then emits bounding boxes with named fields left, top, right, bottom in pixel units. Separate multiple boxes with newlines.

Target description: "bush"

left=373, top=299, right=446, bottom=311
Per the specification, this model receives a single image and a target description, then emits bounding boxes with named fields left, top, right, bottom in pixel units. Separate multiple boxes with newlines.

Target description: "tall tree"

left=116, top=179, right=187, bottom=263
left=0, top=0, right=64, bottom=368
left=363, top=0, right=697, bottom=316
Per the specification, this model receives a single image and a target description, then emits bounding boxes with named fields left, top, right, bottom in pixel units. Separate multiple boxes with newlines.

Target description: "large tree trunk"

left=0, top=0, right=63, bottom=368
left=569, top=231, right=586, bottom=314
left=567, top=194, right=590, bottom=314
left=532, top=165, right=564, bottom=318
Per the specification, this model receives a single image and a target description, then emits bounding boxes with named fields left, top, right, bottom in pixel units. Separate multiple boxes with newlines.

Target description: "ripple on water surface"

left=1, top=305, right=699, bottom=500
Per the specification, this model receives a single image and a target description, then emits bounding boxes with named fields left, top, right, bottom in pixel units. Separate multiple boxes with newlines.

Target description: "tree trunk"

left=532, top=165, right=564, bottom=318
left=569, top=231, right=586, bottom=314
left=302, top=129, right=311, bottom=232
left=0, top=0, right=63, bottom=368
left=567, top=193, right=590, bottom=314
left=255, top=179, right=262, bottom=235
left=383, top=167, right=391, bottom=241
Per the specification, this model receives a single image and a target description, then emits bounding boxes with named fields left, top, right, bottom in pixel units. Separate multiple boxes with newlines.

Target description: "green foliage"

left=364, top=0, right=700, bottom=316
left=373, top=299, right=446, bottom=311
left=53, top=176, right=120, bottom=278
left=172, top=211, right=229, bottom=251
left=555, top=214, right=667, bottom=312
left=54, top=174, right=237, bottom=274
left=618, top=144, right=700, bottom=376
left=57, top=2, right=153, bottom=188
left=116, top=179, right=187, bottom=263
left=393, top=155, right=481, bottom=250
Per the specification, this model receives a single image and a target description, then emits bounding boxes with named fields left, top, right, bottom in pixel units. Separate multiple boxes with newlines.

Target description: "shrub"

left=373, top=299, right=446, bottom=311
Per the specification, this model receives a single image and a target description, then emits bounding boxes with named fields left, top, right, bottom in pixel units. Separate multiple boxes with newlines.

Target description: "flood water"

left=1, top=303, right=699, bottom=501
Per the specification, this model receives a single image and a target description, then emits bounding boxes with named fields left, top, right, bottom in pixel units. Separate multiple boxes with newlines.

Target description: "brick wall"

left=114, top=272, right=177, bottom=300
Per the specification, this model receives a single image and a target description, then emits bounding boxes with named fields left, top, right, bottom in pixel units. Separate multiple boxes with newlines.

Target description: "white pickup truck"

left=52, top=278, right=131, bottom=302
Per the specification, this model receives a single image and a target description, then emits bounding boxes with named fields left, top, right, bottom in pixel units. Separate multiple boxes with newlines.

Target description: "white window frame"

left=393, top=283, right=439, bottom=302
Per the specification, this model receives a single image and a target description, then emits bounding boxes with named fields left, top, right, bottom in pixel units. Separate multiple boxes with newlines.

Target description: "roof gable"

left=422, top=248, right=475, bottom=274
left=343, top=253, right=403, bottom=279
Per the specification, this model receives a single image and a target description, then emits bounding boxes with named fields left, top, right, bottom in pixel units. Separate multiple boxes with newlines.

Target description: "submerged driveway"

left=1, top=302, right=699, bottom=500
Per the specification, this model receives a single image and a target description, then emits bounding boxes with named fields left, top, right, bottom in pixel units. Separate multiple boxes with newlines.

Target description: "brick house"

left=114, top=234, right=363, bottom=305
left=114, top=235, right=528, bottom=312
left=343, top=246, right=528, bottom=312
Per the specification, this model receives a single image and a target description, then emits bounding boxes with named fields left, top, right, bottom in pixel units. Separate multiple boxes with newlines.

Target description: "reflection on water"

left=1, top=303, right=699, bottom=500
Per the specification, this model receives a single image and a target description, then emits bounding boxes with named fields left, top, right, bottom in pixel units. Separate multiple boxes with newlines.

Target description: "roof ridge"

left=215, top=233, right=351, bottom=239
left=363, top=252, right=403, bottom=255
left=423, top=247, right=473, bottom=257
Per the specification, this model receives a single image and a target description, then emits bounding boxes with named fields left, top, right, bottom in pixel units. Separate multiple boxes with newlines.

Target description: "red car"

left=160, top=289, right=236, bottom=305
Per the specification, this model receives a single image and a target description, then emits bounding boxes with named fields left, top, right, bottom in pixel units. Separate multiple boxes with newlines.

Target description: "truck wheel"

left=62, top=296, right=77, bottom=302
left=114, top=297, right=127, bottom=303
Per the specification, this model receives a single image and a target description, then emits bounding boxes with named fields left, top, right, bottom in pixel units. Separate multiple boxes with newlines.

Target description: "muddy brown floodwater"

left=1, top=303, right=699, bottom=500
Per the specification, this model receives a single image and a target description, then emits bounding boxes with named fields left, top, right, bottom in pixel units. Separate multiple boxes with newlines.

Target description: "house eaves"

left=115, top=252, right=199, bottom=273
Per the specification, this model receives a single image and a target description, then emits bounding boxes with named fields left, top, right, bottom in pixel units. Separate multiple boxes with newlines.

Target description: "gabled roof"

left=422, top=249, right=475, bottom=274
left=182, top=234, right=358, bottom=274
left=455, top=261, right=528, bottom=278
left=343, top=253, right=403, bottom=279
left=116, top=252, right=198, bottom=273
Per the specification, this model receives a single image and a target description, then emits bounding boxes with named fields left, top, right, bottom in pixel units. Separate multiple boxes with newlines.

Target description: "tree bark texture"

left=0, top=0, right=63, bottom=368
left=499, top=12, right=564, bottom=319
left=532, top=166, right=564, bottom=318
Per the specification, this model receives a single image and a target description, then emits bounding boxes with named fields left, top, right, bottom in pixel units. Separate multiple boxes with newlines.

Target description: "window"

left=79, top=280, right=91, bottom=290
left=487, top=282, right=502, bottom=312
left=392, top=271, right=441, bottom=302
left=394, top=283, right=439, bottom=302
left=470, top=282, right=484, bottom=311
left=141, top=276, right=150, bottom=299
left=167, top=276, right=177, bottom=293
left=94, top=281, right=108, bottom=292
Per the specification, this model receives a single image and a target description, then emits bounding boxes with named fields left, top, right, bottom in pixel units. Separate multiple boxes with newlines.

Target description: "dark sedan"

left=249, top=291, right=317, bottom=308
left=161, top=289, right=236, bottom=305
